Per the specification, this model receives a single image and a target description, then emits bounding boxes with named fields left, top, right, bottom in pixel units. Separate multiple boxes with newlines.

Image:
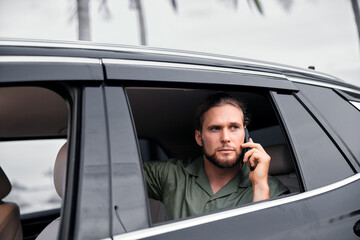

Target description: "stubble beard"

left=203, top=147, right=243, bottom=169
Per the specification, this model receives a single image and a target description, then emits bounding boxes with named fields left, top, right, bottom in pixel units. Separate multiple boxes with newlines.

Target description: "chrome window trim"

left=0, top=56, right=101, bottom=64
left=103, top=58, right=287, bottom=79
left=108, top=173, right=360, bottom=240
left=350, top=101, right=360, bottom=111
left=288, top=76, right=360, bottom=95
left=0, top=40, right=337, bottom=81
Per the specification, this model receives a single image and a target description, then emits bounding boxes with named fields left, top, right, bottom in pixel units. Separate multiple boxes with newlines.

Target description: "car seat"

left=138, top=139, right=168, bottom=224
left=266, top=144, right=300, bottom=193
left=0, top=167, right=23, bottom=240
left=36, top=142, right=67, bottom=240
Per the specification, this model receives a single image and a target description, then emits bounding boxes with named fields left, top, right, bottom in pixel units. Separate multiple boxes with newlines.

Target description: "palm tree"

left=77, top=0, right=91, bottom=40
left=131, top=0, right=264, bottom=46
left=246, top=0, right=263, bottom=14
left=73, top=0, right=288, bottom=44
left=130, top=0, right=177, bottom=46
left=131, top=0, right=147, bottom=45
left=351, top=0, right=360, bottom=53
left=73, top=0, right=110, bottom=41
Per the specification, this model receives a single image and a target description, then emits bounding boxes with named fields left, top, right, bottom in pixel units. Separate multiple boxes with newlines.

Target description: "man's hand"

left=242, top=138, right=270, bottom=202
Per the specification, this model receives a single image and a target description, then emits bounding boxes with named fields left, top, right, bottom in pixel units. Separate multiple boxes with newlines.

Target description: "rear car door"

left=0, top=51, right=111, bottom=240
left=101, top=56, right=360, bottom=239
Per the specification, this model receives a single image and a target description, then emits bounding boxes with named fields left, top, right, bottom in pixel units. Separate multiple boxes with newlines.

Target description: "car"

left=0, top=38, right=360, bottom=240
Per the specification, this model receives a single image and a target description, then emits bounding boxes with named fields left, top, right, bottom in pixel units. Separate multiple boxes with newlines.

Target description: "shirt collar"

left=183, top=156, right=203, bottom=176
left=184, top=156, right=213, bottom=196
left=184, top=156, right=252, bottom=197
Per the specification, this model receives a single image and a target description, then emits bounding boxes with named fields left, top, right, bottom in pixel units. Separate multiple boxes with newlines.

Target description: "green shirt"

left=144, top=157, right=289, bottom=220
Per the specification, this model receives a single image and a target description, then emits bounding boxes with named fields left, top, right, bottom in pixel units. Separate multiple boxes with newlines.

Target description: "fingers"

left=243, top=148, right=259, bottom=165
left=242, top=139, right=270, bottom=167
left=243, top=139, right=271, bottom=186
left=246, top=152, right=259, bottom=168
left=242, top=138, right=265, bottom=152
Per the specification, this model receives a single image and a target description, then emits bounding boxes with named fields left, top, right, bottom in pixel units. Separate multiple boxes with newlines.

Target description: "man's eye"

left=210, top=126, right=220, bottom=131
left=230, top=125, right=239, bottom=130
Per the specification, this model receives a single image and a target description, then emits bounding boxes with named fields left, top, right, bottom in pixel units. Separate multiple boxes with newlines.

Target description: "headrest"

left=54, top=142, right=68, bottom=199
left=0, top=167, right=12, bottom=199
left=267, top=144, right=294, bottom=175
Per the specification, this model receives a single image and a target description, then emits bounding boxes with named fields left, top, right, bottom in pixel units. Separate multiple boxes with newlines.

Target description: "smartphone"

left=243, top=128, right=256, bottom=171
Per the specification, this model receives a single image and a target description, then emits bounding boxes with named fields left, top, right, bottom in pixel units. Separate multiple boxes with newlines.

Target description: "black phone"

left=243, top=128, right=256, bottom=171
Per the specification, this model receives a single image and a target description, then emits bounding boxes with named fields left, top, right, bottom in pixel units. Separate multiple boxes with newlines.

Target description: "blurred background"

left=1, top=0, right=360, bottom=87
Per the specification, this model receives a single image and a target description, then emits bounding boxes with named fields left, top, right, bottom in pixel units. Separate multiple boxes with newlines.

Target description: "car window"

left=272, top=91, right=354, bottom=190
left=126, top=87, right=299, bottom=225
left=0, top=139, right=66, bottom=214
left=295, top=83, right=360, bottom=170
left=0, top=86, right=69, bottom=215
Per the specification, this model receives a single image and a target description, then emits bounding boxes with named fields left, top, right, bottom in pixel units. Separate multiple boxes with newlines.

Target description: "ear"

left=195, top=130, right=203, bottom=147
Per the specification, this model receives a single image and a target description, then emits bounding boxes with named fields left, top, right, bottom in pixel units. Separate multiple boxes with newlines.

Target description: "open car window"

left=125, top=87, right=300, bottom=225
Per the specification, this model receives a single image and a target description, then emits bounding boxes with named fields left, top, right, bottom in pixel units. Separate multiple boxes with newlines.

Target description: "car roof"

left=1, top=38, right=360, bottom=142
left=1, top=38, right=359, bottom=93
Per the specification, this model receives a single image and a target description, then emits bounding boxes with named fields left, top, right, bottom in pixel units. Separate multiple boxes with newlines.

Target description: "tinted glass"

left=296, top=83, right=360, bottom=168
left=273, top=93, right=353, bottom=190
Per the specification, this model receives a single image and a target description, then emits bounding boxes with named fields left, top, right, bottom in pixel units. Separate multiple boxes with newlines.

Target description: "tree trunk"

left=135, top=0, right=147, bottom=45
left=77, top=0, right=91, bottom=41
left=351, top=0, right=360, bottom=52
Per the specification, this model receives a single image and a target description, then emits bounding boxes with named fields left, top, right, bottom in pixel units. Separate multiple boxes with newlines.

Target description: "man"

left=144, top=92, right=288, bottom=220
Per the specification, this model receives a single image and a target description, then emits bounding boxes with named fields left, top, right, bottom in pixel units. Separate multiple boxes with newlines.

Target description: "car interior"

left=0, top=85, right=300, bottom=238
left=0, top=166, right=23, bottom=240
left=35, top=142, right=68, bottom=240
left=0, top=86, right=68, bottom=240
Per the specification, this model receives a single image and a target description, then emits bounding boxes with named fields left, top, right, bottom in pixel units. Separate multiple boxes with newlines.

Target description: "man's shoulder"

left=144, top=157, right=197, bottom=171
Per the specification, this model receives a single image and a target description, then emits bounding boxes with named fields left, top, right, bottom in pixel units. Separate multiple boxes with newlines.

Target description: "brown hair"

left=193, top=92, right=250, bottom=131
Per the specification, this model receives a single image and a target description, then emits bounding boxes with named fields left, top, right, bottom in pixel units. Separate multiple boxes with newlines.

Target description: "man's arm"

left=242, top=138, right=271, bottom=202
left=143, top=161, right=168, bottom=200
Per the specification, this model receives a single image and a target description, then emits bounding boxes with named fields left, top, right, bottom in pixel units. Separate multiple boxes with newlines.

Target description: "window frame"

left=295, top=89, right=359, bottom=173
left=0, top=83, right=77, bottom=240
left=270, top=89, right=356, bottom=191
left=111, top=83, right=298, bottom=229
left=105, top=76, right=360, bottom=240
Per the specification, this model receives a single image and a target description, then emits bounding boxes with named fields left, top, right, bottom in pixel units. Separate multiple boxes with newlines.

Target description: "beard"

left=203, top=146, right=243, bottom=169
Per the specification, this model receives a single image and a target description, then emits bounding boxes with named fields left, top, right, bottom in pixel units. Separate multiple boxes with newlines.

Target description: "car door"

left=102, top=56, right=360, bottom=240
left=0, top=52, right=108, bottom=240
left=270, top=88, right=360, bottom=239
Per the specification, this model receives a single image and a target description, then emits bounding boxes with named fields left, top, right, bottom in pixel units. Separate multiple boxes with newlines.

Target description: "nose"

left=221, top=129, right=230, bottom=143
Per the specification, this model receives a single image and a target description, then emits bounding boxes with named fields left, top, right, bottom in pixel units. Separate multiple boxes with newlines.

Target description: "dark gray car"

left=0, top=39, right=360, bottom=240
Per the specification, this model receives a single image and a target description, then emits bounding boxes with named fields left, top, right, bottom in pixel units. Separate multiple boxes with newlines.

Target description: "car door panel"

left=270, top=91, right=354, bottom=190
left=104, top=86, right=150, bottom=234
left=69, top=86, right=111, bottom=240
left=112, top=175, right=360, bottom=240
left=295, top=83, right=360, bottom=170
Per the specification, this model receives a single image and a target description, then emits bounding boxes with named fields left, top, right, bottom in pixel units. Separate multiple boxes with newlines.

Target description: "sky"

left=0, top=0, right=359, bottom=86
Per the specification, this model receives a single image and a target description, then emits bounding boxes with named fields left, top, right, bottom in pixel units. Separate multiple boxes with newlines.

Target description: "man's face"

left=195, top=103, right=245, bottom=168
